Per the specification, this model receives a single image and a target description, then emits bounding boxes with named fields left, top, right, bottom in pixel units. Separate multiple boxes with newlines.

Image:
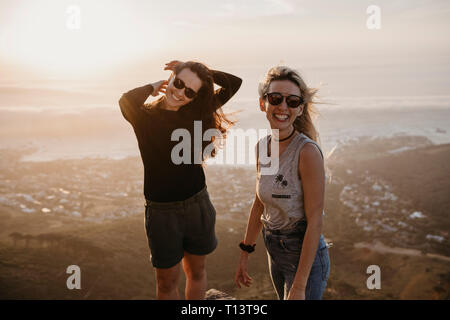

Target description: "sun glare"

left=2, top=0, right=164, bottom=76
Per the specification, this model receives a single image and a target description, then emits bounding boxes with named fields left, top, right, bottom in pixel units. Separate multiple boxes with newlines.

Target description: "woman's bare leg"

left=155, top=263, right=181, bottom=300
left=182, top=252, right=207, bottom=300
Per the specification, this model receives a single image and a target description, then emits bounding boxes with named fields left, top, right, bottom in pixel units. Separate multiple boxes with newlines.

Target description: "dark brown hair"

left=175, top=61, right=235, bottom=159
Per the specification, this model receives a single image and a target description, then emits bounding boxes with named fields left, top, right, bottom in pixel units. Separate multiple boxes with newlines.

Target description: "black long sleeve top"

left=119, top=70, right=242, bottom=202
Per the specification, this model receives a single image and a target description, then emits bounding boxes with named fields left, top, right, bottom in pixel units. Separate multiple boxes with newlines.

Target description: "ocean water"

left=0, top=96, right=449, bottom=162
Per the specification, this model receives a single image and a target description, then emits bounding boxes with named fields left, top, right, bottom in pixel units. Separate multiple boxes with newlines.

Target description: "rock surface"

left=205, top=289, right=235, bottom=300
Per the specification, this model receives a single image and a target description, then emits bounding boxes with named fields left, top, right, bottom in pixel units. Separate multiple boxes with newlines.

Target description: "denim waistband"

left=263, top=219, right=307, bottom=236
left=145, top=186, right=209, bottom=209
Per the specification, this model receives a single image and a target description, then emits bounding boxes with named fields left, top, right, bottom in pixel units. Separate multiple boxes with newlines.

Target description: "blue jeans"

left=262, top=225, right=330, bottom=300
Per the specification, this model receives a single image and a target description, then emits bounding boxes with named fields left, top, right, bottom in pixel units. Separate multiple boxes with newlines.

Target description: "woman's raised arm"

left=118, top=80, right=167, bottom=126
left=211, top=70, right=242, bottom=109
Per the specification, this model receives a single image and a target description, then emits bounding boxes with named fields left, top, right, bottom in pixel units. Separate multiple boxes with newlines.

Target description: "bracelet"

left=239, top=241, right=256, bottom=253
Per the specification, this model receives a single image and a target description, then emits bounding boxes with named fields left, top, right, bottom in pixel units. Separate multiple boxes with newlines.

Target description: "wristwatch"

left=239, top=241, right=256, bottom=253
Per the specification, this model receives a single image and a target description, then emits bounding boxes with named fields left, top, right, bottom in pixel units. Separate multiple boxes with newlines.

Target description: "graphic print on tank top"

left=256, top=133, right=324, bottom=230
left=272, top=174, right=291, bottom=199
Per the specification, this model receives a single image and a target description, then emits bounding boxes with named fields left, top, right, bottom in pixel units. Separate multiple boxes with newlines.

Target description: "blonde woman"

left=235, top=66, right=330, bottom=300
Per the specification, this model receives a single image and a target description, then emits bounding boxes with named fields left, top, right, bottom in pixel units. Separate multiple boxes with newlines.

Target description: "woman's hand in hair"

left=151, top=80, right=168, bottom=97
left=164, top=60, right=183, bottom=71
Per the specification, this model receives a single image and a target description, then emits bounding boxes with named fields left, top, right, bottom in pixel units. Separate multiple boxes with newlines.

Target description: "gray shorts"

left=144, top=186, right=218, bottom=269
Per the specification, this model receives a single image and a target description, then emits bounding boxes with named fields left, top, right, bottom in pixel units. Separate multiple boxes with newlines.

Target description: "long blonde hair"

left=258, top=66, right=320, bottom=143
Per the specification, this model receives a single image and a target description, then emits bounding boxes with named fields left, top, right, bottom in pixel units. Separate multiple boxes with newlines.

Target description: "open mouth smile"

left=273, top=113, right=289, bottom=122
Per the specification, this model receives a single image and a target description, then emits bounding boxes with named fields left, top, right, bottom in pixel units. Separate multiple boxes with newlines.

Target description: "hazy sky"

left=0, top=0, right=449, bottom=101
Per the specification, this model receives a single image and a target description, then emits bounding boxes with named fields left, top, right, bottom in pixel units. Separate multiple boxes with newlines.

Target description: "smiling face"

left=260, top=79, right=303, bottom=133
left=165, top=68, right=203, bottom=108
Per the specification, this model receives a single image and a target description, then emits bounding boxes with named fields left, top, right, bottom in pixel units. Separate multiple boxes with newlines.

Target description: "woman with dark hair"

left=234, top=66, right=330, bottom=300
left=119, top=60, right=241, bottom=299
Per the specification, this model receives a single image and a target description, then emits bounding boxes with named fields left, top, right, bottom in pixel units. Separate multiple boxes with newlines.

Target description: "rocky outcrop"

left=205, top=289, right=235, bottom=300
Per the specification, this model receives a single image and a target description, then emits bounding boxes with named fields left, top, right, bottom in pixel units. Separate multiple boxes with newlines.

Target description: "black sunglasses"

left=173, top=77, right=198, bottom=99
left=265, top=92, right=304, bottom=108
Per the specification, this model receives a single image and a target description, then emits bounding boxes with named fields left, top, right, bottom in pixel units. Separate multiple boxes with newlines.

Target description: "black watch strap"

left=239, top=241, right=256, bottom=253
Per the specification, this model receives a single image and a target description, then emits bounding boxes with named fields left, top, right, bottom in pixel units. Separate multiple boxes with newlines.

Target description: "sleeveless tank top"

left=256, top=132, right=324, bottom=230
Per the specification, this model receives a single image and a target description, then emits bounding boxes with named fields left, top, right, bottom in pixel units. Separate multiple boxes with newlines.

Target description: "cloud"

left=216, top=0, right=301, bottom=19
